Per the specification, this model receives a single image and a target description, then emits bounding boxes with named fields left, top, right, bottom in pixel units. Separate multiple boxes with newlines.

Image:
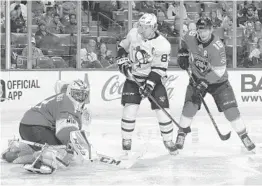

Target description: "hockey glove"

left=177, top=48, right=190, bottom=70
left=193, top=79, right=208, bottom=96
left=117, top=57, right=132, bottom=77
left=139, top=80, right=155, bottom=98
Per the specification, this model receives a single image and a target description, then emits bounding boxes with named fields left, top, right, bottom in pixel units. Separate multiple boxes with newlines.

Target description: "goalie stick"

left=70, top=130, right=146, bottom=169
left=186, top=69, right=231, bottom=141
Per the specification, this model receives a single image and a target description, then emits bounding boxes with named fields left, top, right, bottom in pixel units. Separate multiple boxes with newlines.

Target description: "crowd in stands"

left=1, top=0, right=262, bottom=69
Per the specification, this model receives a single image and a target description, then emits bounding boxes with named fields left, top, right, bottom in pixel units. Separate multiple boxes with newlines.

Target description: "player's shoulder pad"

left=151, top=34, right=171, bottom=54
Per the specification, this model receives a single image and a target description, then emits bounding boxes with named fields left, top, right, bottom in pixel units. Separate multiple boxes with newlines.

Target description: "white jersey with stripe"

left=120, top=28, right=171, bottom=82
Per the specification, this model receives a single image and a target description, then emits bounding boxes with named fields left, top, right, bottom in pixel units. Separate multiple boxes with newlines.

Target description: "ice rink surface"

left=1, top=110, right=262, bottom=186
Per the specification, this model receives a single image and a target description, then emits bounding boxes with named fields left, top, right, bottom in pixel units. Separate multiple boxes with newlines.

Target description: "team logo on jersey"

left=195, top=60, right=209, bottom=73
left=193, top=54, right=210, bottom=73
left=159, top=96, right=166, bottom=103
left=134, top=46, right=151, bottom=66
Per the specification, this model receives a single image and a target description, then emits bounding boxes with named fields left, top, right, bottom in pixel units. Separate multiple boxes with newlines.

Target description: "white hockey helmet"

left=137, top=13, right=158, bottom=39
left=66, top=79, right=90, bottom=104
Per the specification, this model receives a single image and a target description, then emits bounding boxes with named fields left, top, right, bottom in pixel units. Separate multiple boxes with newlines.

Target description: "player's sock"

left=159, top=120, right=173, bottom=141
left=121, top=118, right=135, bottom=151
left=238, top=130, right=256, bottom=151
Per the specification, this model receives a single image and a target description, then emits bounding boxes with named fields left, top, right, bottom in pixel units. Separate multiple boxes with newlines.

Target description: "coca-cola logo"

left=101, top=75, right=178, bottom=101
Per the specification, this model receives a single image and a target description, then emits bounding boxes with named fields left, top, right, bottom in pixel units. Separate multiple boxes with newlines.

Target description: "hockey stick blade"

left=70, top=131, right=146, bottom=169
left=218, top=130, right=231, bottom=141
left=96, top=151, right=143, bottom=169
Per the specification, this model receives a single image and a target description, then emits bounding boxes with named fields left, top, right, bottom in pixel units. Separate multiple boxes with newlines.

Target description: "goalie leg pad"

left=33, top=147, right=58, bottom=170
left=24, top=147, right=58, bottom=174
left=2, top=139, right=34, bottom=163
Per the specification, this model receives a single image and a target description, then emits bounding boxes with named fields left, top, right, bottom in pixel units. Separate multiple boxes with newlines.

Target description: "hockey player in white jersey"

left=116, top=13, right=177, bottom=155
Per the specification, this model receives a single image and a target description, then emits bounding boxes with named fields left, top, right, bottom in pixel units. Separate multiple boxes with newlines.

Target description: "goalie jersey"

left=183, top=30, right=228, bottom=84
left=21, top=94, right=82, bottom=130
left=120, top=28, right=171, bottom=82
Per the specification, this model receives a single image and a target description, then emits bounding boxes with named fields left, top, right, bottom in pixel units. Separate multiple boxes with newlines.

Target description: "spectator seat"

left=16, top=55, right=27, bottom=69
left=36, top=56, right=54, bottom=68
left=51, top=56, right=68, bottom=68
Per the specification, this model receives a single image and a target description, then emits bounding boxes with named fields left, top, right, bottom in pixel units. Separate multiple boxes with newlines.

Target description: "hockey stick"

left=20, top=140, right=70, bottom=167
left=70, top=130, right=145, bottom=169
left=127, top=70, right=182, bottom=129
left=185, top=70, right=231, bottom=141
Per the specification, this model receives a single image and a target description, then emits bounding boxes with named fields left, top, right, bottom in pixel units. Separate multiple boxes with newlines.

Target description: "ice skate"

left=239, top=133, right=256, bottom=151
left=175, top=130, right=187, bottom=150
left=163, top=141, right=178, bottom=155
left=120, top=139, right=132, bottom=160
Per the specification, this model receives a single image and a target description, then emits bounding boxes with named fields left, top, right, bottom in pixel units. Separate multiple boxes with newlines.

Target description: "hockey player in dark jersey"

left=175, top=18, right=255, bottom=151
left=1, top=79, right=91, bottom=173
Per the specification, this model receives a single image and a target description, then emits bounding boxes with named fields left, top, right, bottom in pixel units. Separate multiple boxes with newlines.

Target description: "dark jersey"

left=21, top=94, right=82, bottom=130
left=183, top=31, right=228, bottom=84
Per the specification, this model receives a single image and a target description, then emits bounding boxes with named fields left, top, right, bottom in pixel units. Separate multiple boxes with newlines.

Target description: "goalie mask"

left=137, top=13, right=157, bottom=40
left=66, top=80, right=90, bottom=105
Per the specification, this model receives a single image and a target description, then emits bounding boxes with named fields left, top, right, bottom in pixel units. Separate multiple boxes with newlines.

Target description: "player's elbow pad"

left=117, top=46, right=128, bottom=59
left=147, top=71, right=162, bottom=85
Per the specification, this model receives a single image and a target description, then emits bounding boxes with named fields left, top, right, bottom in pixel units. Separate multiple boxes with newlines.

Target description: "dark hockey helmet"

left=196, top=18, right=213, bottom=30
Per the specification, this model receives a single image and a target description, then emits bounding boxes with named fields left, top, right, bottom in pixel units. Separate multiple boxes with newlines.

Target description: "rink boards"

left=1, top=70, right=261, bottom=119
